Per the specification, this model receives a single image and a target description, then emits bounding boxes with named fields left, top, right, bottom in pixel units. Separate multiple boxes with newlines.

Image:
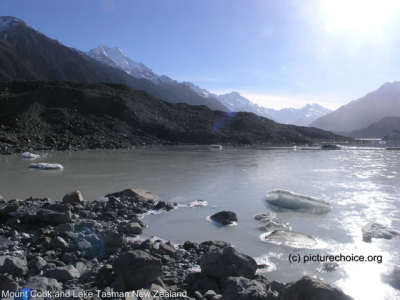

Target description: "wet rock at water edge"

left=62, top=190, right=84, bottom=205
left=210, top=211, right=238, bottom=225
left=278, top=276, right=354, bottom=300
left=362, top=222, right=400, bottom=242
left=200, top=246, right=257, bottom=279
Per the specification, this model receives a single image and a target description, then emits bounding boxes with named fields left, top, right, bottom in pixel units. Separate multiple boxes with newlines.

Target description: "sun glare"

left=323, top=0, right=400, bottom=32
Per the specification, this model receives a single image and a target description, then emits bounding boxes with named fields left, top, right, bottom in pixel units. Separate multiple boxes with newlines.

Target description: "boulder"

left=3, top=256, right=28, bottom=276
left=62, top=191, right=84, bottom=204
left=0, top=236, right=15, bottom=250
left=23, top=276, right=62, bottom=292
left=221, top=276, right=270, bottom=300
left=28, top=256, right=47, bottom=273
left=210, top=211, right=238, bottom=225
left=44, top=265, right=80, bottom=282
left=362, top=222, right=400, bottom=242
left=277, top=276, right=353, bottom=300
left=200, top=246, right=257, bottom=279
left=103, top=230, right=125, bottom=247
left=49, top=236, right=69, bottom=250
left=36, top=209, right=72, bottom=224
left=112, top=250, right=162, bottom=291
left=125, top=223, right=143, bottom=235
left=106, top=189, right=159, bottom=201
left=0, top=275, right=20, bottom=293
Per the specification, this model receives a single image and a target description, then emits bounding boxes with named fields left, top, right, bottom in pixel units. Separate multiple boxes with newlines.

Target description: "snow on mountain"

left=182, top=82, right=331, bottom=126
left=0, top=16, right=29, bottom=32
left=269, top=103, right=332, bottom=126
left=87, top=45, right=331, bottom=125
left=87, top=45, right=174, bottom=84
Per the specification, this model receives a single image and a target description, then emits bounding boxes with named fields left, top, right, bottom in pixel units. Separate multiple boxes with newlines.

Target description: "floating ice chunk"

left=188, top=200, right=208, bottom=207
left=29, top=163, right=64, bottom=170
left=261, top=230, right=317, bottom=248
left=21, top=152, right=41, bottom=158
left=266, top=190, right=332, bottom=214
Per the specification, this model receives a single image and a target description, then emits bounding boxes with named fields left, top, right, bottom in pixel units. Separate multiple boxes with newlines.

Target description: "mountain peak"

left=0, top=16, right=30, bottom=32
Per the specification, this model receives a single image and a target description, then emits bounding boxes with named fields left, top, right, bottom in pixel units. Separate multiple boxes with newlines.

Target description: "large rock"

left=125, top=223, right=143, bottom=235
left=103, top=230, right=125, bottom=247
left=106, top=189, right=159, bottom=201
left=210, top=211, right=238, bottom=225
left=44, top=265, right=80, bottom=282
left=112, top=250, right=162, bottom=291
left=3, top=256, right=28, bottom=276
left=36, top=209, right=72, bottom=224
left=23, top=276, right=62, bottom=292
left=222, top=276, right=270, bottom=300
left=0, top=236, right=15, bottom=250
left=200, top=246, right=257, bottom=279
left=362, top=222, right=400, bottom=242
left=62, top=190, right=84, bottom=204
left=278, top=276, right=353, bottom=300
left=0, top=275, right=20, bottom=293
left=28, top=256, right=47, bottom=273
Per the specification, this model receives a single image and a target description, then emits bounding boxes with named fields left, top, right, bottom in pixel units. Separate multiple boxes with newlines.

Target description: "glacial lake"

left=1, top=146, right=400, bottom=299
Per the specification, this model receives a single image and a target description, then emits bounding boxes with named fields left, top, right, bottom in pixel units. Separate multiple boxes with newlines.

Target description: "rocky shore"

left=0, top=189, right=355, bottom=300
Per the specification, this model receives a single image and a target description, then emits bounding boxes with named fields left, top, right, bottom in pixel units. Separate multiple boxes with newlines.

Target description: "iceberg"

left=266, top=190, right=332, bottom=214
left=29, top=163, right=64, bottom=170
left=21, top=152, right=41, bottom=158
left=262, top=230, right=317, bottom=248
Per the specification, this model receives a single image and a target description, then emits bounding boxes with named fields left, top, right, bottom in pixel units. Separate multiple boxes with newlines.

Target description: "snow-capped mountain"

left=87, top=44, right=331, bottom=125
left=87, top=45, right=176, bottom=85
left=182, top=82, right=331, bottom=126
left=269, top=103, right=332, bottom=126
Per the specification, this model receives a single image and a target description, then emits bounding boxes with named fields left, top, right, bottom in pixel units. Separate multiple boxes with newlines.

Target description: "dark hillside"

left=0, top=81, right=350, bottom=154
left=0, top=16, right=227, bottom=111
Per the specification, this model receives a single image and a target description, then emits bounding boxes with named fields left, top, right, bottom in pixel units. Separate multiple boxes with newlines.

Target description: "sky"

left=2, top=0, right=400, bottom=110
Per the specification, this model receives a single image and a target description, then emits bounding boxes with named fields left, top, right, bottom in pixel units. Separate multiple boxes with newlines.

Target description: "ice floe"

left=29, top=163, right=64, bottom=170
left=266, top=190, right=332, bottom=214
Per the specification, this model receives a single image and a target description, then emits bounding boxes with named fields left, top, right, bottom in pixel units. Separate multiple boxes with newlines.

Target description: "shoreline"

left=0, top=189, right=355, bottom=299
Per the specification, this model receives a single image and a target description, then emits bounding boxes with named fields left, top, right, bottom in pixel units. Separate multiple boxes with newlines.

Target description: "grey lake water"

left=1, top=146, right=400, bottom=299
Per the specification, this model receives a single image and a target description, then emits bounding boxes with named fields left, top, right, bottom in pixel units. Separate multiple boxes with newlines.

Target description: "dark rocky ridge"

left=0, top=80, right=351, bottom=154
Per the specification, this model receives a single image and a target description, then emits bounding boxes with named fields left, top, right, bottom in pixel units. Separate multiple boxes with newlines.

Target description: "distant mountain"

left=182, top=82, right=331, bottom=125
left=0, top=81, right=350, bottom=154
left=268, top=103, right=332, bottom=126
left=0, top=16, right=227, bottom=111
left=310, top=82, right=400, bottom=132
left=86, top=46, right=332, bottom=125
left=347, top=117, right=400, bottom=138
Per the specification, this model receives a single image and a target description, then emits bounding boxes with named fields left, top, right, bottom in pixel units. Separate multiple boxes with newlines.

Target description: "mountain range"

left=86, top=44, right=332, bottom=126
left=310, top=82, right=400, bottom=134
left=347, top=116, right=400, bottom=138
left=0, top=16, right=227, bottom=112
